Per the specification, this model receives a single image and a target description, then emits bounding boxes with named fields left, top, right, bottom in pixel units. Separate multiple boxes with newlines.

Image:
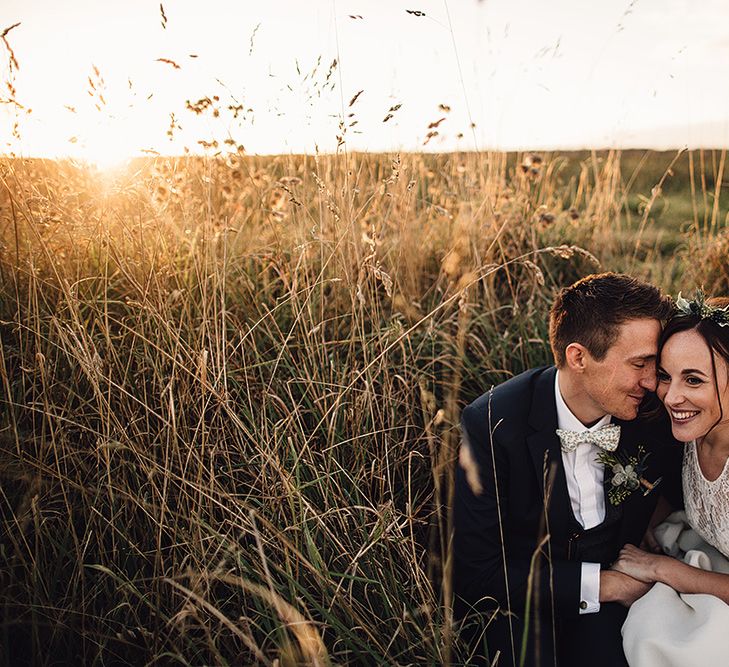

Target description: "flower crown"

left=674, top=290, right=729, bottom=327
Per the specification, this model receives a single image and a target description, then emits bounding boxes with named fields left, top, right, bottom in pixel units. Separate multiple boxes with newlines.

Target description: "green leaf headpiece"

left=674, top=289, right=729, bottom=327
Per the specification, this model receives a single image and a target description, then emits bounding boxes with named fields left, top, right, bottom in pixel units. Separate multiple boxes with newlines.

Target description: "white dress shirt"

left=555, top=370, right=610, bottom=614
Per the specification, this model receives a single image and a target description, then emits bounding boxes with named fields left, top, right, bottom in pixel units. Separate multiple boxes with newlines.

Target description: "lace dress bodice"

left=683, top=440, right=729, bottom=558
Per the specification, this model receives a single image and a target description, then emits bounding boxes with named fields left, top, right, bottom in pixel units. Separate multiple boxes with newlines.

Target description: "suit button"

left=572, top=532, right=580, bottom=539
left=580, top=600, right=588, bottom=610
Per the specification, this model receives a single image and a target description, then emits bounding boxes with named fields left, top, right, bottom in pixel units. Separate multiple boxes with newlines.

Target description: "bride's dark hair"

left=658, top=296, right=729, bottom=435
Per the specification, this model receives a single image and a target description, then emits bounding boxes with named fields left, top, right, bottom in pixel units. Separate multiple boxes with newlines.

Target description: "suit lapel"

left=602, top=417, right=634, bottom=523
left=612, top=417, right=639, bottom=458
left=602, top=451, right=622, bottom=523
left=613, top=417, right=662, bottom=545
left=526, top=367, right=572, bottom=528
left=602, top=418, right=645, bottom=522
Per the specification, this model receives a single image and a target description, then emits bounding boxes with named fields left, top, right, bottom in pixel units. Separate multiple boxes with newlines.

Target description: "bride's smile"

left=669, top=409, right=699, bottom=422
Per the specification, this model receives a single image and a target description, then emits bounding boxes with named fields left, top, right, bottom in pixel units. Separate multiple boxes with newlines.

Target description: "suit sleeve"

left=454, top=403, right=582, bottom=619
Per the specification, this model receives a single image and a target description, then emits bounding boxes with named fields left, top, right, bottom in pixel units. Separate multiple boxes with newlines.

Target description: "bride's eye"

left=657, top=370, right=670, bottom=382
left=686, top=376, right=705, bottom=386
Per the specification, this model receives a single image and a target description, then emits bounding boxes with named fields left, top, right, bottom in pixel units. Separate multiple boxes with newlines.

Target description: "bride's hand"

left=639, top=527, right=662, bottom=554
left=612, top=544, right=664, bottom=583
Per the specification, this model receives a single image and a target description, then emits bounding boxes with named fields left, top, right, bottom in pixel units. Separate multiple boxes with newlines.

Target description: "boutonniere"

left=596, top=445, right=662, bottom=506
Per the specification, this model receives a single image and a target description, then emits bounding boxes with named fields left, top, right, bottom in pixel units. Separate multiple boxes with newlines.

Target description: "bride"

left=614, top=292, right=729, bottom=666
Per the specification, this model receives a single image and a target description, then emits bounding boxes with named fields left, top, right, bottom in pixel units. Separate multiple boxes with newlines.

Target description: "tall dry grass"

left=0, top=148, right=726, bottom=665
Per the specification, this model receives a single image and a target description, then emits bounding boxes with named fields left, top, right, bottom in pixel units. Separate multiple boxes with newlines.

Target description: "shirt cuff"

left=579, top=562, right=601, bottom=614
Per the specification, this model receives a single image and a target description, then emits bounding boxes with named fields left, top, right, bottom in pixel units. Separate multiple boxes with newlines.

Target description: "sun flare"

left=79, top=139, right=134, bottom=172
left=62, top=113, right=151, bottom=171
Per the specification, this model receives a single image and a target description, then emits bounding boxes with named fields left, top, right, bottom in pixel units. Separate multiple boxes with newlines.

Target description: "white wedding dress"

left=622, top=441, right=729, bottom=666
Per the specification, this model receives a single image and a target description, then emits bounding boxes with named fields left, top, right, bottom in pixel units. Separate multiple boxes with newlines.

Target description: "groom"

left=454, top=273, right=682, bottom=667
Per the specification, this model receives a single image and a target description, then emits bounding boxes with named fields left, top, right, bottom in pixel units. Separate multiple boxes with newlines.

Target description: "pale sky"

left=1, top=0, right=728, bottom=165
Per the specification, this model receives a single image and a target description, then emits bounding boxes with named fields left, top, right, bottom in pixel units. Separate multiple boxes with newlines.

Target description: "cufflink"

left=579, top=600, right=588, bottom=610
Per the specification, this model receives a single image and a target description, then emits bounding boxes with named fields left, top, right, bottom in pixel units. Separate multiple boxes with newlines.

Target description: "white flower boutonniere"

left=597, top=445, right=662, bottom=506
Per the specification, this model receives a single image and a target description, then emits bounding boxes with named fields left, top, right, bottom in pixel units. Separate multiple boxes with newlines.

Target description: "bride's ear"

left=565, top=343, right=589, bottom=372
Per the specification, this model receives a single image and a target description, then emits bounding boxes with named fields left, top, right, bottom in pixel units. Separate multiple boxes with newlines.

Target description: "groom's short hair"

left=549, top=272, right=672, bottom=367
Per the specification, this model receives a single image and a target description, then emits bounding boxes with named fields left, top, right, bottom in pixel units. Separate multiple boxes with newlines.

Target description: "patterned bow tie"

left=556, top=423, right=621, bottom=454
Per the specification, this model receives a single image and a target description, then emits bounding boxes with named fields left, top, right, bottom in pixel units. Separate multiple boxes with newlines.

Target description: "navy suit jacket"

left=454, top=366, right=682, bottom=623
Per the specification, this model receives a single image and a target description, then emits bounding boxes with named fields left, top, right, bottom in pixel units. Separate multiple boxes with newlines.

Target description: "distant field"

left=563, top=149, right=728, bottom=245
left=0, top=148, right=727, bottom=665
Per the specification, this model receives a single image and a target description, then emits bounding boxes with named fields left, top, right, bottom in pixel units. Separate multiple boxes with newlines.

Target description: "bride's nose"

left=662, top=381, right=685, bottom=407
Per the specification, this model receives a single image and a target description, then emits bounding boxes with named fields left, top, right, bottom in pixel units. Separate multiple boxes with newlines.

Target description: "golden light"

left=75, top=120, right=138, bottom=173
left=45, top=101, right=169, bottom=172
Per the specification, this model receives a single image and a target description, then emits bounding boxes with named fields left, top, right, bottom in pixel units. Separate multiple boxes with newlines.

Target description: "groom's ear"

left=565, top=342, right=588, bottom=372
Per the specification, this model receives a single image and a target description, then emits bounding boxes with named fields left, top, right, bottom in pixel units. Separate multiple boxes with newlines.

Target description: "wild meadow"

left=0, top=148, right=728, bottom=665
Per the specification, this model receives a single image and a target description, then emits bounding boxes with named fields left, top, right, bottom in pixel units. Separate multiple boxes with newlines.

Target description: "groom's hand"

left=599, top=570, right=652, bottom=607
